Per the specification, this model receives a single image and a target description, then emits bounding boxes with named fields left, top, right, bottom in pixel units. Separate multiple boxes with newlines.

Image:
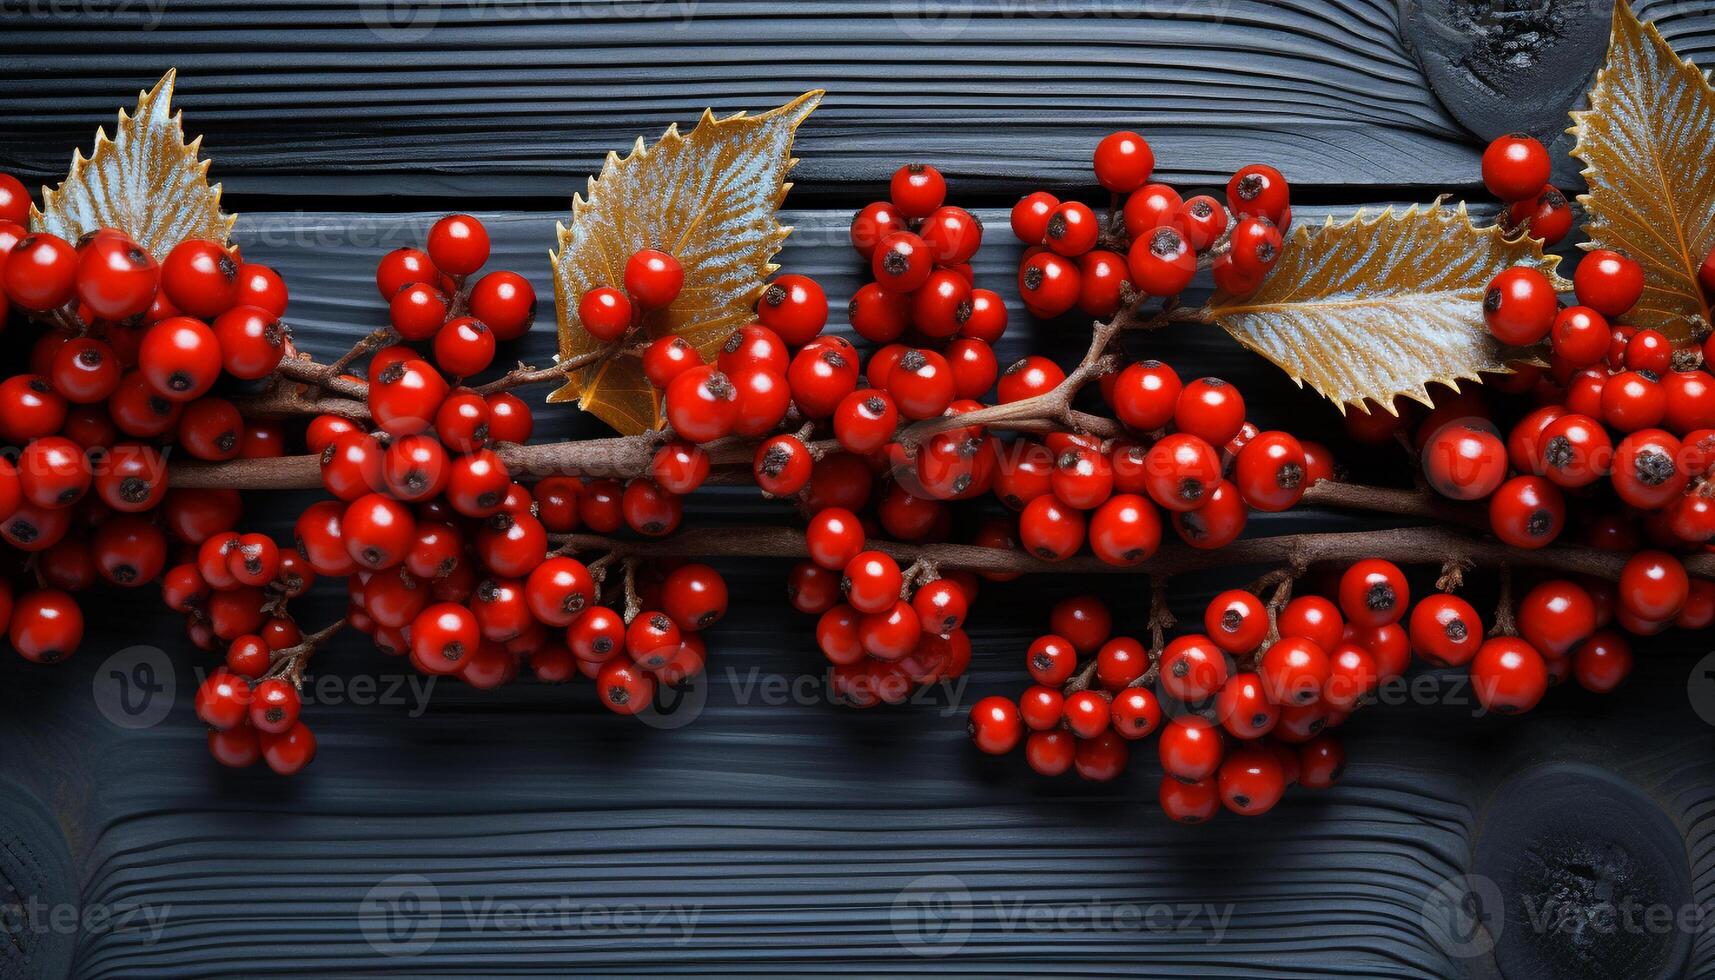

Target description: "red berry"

left=1483, top=267, right=1556, bottom=345
left=1016, top=251, right=1080, bottom=317
left=997, top=355, right=1065, bottom=405
left=0, top=174, right=29, bottom=225
left=1127, top=226, right=1196, bottom=297
left=411, top=603, right=481, bottom=674
left=847, top=283, right=910, bottom=343
left=376, top=247, right=436, bottom=298
left=1260, top=636, right=1330, bottom=705
left=249, top=678, right=302, bottom=735
left=1470, top=637, right=1548, bottom=714
left=1549, top=306, right=1610, bottom=368
left=1600, top=370, right=1667, bottom=433
left=195, top=669, right=251, bottom=728
left=1109, top=359, right=1181, bottom=431
left=1044, top=201, right=1099, bottom=257
left=758, top=274, right=827, bottom=346
left=1619, top=550, right=1688, bottom=621
left=579, top=286, right=633, bottom=343
left=1215, top=673, right=1279, bottom=739
left=623, top=248, right=684, bottom=309
left=3, top=233, right=78, bottom=311
left=920, top=206, right=983, bottom=265
left=888, top=164, right=945, bottom=219
left=1176, top=195, right=1229, bottom=251
left=968, top=695, right=1022, bottom=754
left=1226, top=217, right=1283, bottom=279
left=850, top=201, right=904, bottom=258
left=1489, top=475, right=1564, bottom=549
left=1227, top=164, right=1291, bottom=224
left=1572, top=630, right=1632, bottom=693
left=787, top=347, right=858, bottom=419
left=1094, top=131, right=1155, bottom=193
left=343, top=493, right=416, bottom=570
left=1206, top=590, right=1269, bottom=654
left=466, top=270, right=535, bottom=340
left=1409, top=592, right=1483, bottom=667
left=427, top=213, right=490, bottom=277
left=1024, top=730, right=1075, bottom=775
left=910, top=268, right=972, bottom=338
left=1574, top=248, right=1645, bottom=318
left=1159, top=634, right=1229, bottom=701
left=366, top=367, right=446, bottom=448
left=1218, top=747, right=1287, bottom=816
left=1158, top=776, right=1219, bottom=823
left=1048, top=595, right=1110, bottom=653
left=1338, top=559, right=1409, bottom=628
left=1158, top=715, right=1223, bottom=782
left=1507, top=185, right=1573, bottom=245
left=1481, top=133, right=1551, bottom=202
left=1087, top=493, right=1162, bottom=566
left=76, top=233, right=158, bottom=320
left=160, top=239, right=238, bottom=317
left=1142, top=433, right=1221, bottom=512
left=1109, top=687, right=1162, bottom=740
left=433, top=316, right=495, bottom=376
left=872, top=232, right=933, bottom=292
left=1010, top=191, right=1058, bottom=244
left=1018, top=494, right=1085, bottom=561
left=1612, top=428, right=1687, bottom=508
left=1122, top=183, right=1182, bottom=239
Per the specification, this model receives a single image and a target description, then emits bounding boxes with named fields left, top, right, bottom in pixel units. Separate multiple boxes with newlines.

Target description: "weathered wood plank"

left=5, top=0, right=1707, bottom=198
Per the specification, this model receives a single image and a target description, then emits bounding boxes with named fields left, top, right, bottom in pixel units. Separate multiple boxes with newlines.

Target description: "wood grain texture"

left=3, top=0, right=1707, bottom=199
left=7, top=6, right=1715, bottom=975
left=0, top=208, right=1704, bottom=978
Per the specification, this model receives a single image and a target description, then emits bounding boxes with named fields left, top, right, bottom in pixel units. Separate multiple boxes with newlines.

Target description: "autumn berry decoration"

left=1009, top=134, right=1290, bottom=316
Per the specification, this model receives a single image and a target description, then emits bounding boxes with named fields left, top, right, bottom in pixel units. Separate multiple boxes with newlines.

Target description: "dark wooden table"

left=4, top=3, right=1715, bottom=977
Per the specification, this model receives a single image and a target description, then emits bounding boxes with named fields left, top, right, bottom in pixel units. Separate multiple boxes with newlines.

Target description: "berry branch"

left=549, top=524, right=1715, bottom=583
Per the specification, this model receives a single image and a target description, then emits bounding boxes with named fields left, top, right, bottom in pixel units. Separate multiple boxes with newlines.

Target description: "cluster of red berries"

left=965, top=594, right=1345, bottom=821
left=1480, top=133, right=1574, bottom=246
left=576, top=247, right=684, bottom=345
left=175, top=216, right=729, bottom=773
left=1008, top=133, right=1291, bottom=316
left=0, top=172, right=296, bottom=669
left=1342, top=248, right=1704, bottom=628
left=383, top=214, right=536, bottom=376
left=790, top=518, right=975, bottom=706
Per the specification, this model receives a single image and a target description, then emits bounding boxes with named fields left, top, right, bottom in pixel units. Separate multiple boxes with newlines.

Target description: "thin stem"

left=548, top=524, right=1715, bottom=584
left=264, top=617, right=348, bottom=686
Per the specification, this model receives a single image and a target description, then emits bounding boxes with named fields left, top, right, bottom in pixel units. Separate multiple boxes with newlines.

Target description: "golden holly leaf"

left=32, top=70, right=236, bottom=257
left=1570, top=0, right=1715, bottom=342
left=550, top=91, right=823, bottom=434
left=1200, top=201, right=1566, bottom=414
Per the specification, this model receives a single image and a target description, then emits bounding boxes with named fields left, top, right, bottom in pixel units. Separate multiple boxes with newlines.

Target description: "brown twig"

left=264, top=617, right=349, bottom=687
left=547, top=524, right=1715, bottom=584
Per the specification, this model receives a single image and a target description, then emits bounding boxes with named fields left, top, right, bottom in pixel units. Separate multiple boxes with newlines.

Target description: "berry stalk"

left=551, top=524, right=1715, bottom=584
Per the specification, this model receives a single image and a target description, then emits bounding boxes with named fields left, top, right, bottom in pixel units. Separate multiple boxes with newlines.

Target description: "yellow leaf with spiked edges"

left=1201, top=201, right=1566, bottom=414
left=1570, top=0, right=1715, bottom=342
left=550, top=92, right=823, bottom=434
left=32, top=70, right=236, bottom=257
